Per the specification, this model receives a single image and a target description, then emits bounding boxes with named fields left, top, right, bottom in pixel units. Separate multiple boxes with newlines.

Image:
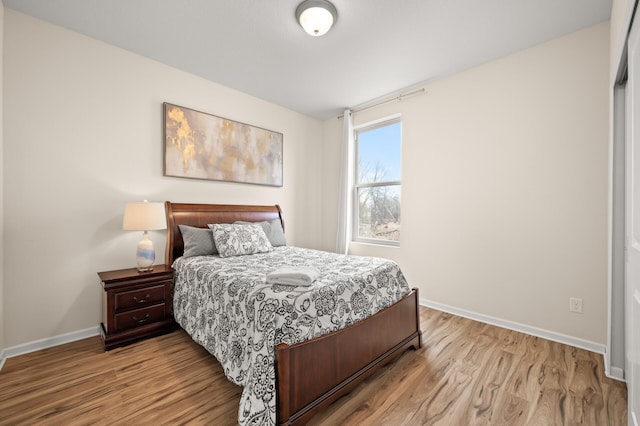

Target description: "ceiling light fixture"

left=296, top=0, right=338, bottom=37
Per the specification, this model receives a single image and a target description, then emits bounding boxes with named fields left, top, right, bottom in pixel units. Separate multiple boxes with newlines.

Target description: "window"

left=354, top=117, right=401, bottom=245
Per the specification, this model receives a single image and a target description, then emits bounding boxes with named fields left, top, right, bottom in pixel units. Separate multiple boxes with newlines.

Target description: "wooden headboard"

left=164, top=202, right=284, bottom=265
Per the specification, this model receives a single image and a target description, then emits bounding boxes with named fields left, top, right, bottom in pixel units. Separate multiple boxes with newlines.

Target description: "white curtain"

left=336, top=109, right=354, bottom=254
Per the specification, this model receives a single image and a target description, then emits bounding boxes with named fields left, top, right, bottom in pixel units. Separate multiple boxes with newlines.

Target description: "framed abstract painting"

left=163, top=103, right=283, bottom=187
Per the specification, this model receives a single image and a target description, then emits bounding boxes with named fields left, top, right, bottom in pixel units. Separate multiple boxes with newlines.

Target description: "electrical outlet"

left=569, top=297, right=583, bottom=313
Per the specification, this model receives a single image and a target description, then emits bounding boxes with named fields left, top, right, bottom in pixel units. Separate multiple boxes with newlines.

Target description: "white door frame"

left=625, top=12, right=640, bottom=423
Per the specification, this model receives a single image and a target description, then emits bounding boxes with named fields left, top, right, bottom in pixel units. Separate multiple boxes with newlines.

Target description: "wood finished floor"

left=0, top=307, right=628, bottom=425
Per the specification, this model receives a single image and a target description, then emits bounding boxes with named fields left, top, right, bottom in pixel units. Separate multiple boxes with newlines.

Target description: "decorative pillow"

left=234, top=219, right=287, bottom=247
left=178, top=225, right=217, bottom=257
left=208, top=223, right=273, bottom=257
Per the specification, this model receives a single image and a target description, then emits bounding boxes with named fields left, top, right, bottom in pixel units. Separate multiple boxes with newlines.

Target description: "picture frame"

left=163, top=102, right=283, bottom=187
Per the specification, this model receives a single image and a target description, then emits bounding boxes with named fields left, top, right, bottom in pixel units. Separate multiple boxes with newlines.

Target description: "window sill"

left=348, top=241, right=401, bottom=260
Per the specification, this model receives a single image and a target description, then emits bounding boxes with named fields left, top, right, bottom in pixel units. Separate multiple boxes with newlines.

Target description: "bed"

left=165, top=202, right=422, bottom=425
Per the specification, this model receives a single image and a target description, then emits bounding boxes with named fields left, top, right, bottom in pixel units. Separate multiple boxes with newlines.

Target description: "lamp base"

left=136, top=232, right=156, bottom=272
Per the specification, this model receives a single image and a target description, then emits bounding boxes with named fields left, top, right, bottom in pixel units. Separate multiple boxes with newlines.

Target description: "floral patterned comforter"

left=172, top=246, right=411, bottom=426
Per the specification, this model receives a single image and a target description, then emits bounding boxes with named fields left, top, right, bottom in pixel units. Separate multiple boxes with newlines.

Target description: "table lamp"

left=122, top=200, right=167, bottom=271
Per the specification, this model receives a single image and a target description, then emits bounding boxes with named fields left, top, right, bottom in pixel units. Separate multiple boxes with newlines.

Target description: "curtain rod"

left=337, top=87, right=426, bottom=119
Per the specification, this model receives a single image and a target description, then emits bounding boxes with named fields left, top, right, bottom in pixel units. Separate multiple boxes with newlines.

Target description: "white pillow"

left=208, top=223, right=273, bottom=257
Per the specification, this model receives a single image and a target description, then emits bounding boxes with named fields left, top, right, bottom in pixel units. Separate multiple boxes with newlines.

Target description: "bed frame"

left=165, top=202, right=422, bottom=425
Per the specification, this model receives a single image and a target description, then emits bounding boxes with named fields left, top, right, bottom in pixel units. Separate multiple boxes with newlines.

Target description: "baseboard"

left=0, top=326, right=101, bottom=371
left=606, top=366, right=625, bottom=382
left=0, top=305, right=619, bottom=376
left=420, top=298, right=606, bottom=355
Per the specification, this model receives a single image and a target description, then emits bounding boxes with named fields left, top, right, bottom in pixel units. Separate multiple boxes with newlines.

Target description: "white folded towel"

left=266, top=267, right=321, bottom=287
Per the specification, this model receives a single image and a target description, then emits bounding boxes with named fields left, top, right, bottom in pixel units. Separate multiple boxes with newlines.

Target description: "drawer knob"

left=132, top=294, right=151, bottom=304
left=132, top=314, right=151, bottom=324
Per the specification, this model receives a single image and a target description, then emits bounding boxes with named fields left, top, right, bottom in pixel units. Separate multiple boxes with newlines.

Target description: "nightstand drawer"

left=115, top=284, right=166, bottom=311
left=114, top=304, right=166, bottom=331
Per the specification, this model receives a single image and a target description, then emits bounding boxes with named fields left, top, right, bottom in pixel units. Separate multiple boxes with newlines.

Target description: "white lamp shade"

left=122, top=201, right=167, bottom=231
left=296, top=0, right=337, bottom=36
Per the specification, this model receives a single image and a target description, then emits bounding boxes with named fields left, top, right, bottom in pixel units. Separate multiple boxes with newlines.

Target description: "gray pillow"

left=178, top=225, right=217, bottom=257
left=234, top=219, right=287, bottom=247
left=208, top=223, right=273, bottom=257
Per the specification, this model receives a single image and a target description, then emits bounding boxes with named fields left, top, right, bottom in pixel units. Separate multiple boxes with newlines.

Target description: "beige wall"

left=3, top=10, right=323, bottom=347
left=322, top=22, right=610, bottom=345
left=1, top=10, right=612, bottom=350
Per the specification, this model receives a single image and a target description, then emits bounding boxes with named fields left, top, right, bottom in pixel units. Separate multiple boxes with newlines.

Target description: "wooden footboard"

left=275, top=288, right=422, bottom=425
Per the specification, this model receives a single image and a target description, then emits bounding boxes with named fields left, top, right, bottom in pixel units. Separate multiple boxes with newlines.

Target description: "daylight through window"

left=354, top=117, right=401, bottom=245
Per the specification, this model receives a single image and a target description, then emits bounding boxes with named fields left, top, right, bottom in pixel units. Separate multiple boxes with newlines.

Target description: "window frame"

left=352, top=115, right=402, bottom=247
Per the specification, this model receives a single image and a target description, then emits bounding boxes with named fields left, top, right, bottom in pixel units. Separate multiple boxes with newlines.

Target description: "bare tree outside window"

left=355, top=119, right=401, bottom=244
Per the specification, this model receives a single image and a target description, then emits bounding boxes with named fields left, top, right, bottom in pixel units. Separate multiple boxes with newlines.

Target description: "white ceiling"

left=4, top=0, right=612, bottom=120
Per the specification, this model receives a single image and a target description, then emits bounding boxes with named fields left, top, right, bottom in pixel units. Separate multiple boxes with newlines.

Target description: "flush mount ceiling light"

left=296, top=0, right=338, bottom=36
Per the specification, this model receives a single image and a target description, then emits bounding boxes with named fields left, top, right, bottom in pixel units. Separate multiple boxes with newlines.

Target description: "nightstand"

left=98, top=265, right=175, bottom=350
